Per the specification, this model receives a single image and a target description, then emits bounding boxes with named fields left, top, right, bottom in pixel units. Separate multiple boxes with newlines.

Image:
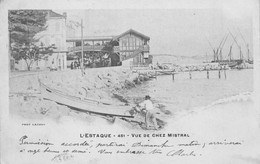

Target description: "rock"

left=125, top=80, right=135, bottom=88
left=112, top=93, right=128, bottom=103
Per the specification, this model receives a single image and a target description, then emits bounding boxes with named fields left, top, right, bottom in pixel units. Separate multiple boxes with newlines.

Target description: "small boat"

left=39, top=80, right=166, bottom=130
left=212, top=59, right=243, bottom=68
left=156, top=70, right=174, bottom=75
left=39, top=80, right=133, bottom=118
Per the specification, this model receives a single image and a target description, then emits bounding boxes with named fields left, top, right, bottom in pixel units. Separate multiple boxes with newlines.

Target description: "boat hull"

left=39, top=81, right=133, bottom=118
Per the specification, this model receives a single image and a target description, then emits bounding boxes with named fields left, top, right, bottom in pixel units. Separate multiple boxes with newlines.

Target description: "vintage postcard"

left=0, top=0, right=260, bottom=164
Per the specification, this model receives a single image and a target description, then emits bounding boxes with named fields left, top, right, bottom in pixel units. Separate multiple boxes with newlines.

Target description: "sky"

left=55, top=1, right=254, bottom=60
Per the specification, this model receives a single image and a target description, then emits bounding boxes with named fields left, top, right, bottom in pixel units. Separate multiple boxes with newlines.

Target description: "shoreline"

left=9, top=67, right=255, bottom=131
left=9, top=67, right=158, bottom=121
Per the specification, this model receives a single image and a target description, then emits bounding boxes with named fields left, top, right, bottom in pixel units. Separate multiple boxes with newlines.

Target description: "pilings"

left=224, top=69, right=227, bottom=79
left=136, top=68, right=227, bottom=82
left=171, top=69, right=227, bottom=81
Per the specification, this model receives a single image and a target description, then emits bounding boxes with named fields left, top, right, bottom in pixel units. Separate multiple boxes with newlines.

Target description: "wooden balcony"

left=68, top=45, right=106, bottom=52
left=114, top=45, right=150, bottom=52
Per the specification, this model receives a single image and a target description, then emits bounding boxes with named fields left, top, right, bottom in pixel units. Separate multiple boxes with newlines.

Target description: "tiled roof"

left=113, top=29, right=150, bottom=41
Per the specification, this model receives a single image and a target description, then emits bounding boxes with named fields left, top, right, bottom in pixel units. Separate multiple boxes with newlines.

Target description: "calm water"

left=125, top=69, right=253, bottom=114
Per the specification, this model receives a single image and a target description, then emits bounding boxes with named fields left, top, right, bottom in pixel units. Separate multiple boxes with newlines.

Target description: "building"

left=37, top=10, right=67, bottom=70
left=66, top=29, right=151, bottom=67
left=15, top=10, right=67, bottom=71
left=112, top=29, right=150, bottom=67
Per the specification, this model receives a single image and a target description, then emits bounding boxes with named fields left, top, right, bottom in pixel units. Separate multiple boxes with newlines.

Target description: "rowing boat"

left=39, top=80, right=133, bottom=118
left=156, top=70, right=174, bottom=75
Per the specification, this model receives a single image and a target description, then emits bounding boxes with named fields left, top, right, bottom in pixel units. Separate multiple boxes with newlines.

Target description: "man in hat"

left=139, top=95, right=159, bottom=130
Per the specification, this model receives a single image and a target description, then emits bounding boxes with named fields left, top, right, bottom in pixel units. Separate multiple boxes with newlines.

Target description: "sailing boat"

left=238, top=29, right=253, bottom=64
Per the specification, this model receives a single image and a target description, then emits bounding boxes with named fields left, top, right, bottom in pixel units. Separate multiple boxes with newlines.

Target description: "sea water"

left=125, top=69, right=253, bottom=116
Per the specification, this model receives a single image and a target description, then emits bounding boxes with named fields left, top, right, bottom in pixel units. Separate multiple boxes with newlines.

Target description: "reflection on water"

left=125, top=69, right=253, bottom=114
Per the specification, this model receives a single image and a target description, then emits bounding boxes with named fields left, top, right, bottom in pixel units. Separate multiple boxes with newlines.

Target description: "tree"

left=102, top=40, right=121, bottom=66
left=9, top=10, right=47, bottom=45
left=11, top=42, right=56, bottom=71
left=8, top=10, right=56, bottom=70
left=102, top=40, right=119, bottom=53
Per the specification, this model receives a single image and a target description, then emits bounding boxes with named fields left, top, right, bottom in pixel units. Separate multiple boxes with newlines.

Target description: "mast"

left=206, top=52, right=208, bottom=63
left=228, top=34, right=236, bottom=62
left=219, top=34, right=229, bottom=62
left=229, top=31, right=243, bottom=60
left=205, top=36, right=216, bottom=62
left=238, top=29, right=250, bottom=62
left=228, top=46, right=232, bottom=62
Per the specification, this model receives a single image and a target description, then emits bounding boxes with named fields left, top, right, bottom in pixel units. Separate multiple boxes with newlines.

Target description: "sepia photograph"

left=1, top=0, right=260, bottom=164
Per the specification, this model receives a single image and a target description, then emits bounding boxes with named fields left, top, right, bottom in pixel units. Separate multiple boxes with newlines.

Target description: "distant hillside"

left=151, top=54, right=211, bottom=64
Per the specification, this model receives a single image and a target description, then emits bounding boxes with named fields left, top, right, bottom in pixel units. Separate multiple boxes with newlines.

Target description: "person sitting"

left=138, top=95, right=159, bottom=130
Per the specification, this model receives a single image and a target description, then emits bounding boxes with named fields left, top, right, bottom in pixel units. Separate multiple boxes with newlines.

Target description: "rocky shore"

left=9, top=67, right=156, bottom=121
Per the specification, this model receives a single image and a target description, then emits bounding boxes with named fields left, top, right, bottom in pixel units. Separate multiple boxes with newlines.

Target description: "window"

left=55, top=22, right=60, bottom=32
left=55, top=38, right=61, bottom=50
left=122, top=39, right=127, bottom=50
left=129, top=37, right=133, bottom=50
left=45, top=37, right=50, bottom=46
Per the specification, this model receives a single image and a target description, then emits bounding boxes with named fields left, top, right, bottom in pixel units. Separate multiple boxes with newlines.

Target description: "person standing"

left=70, top=61, right=74, bottom=70
left=139, top=95, right=159, bottom=130
left=74, top=60, right=77, bottom=69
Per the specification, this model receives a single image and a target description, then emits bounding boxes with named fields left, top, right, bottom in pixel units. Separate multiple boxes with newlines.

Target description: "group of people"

left=70, top=59, right=81, bottom=70
left=70, top=57, right=112, bottom=70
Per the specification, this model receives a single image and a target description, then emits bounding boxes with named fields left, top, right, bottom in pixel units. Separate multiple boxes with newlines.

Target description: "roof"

left=66, top=36, right=115, bottom=42
left=48, top=10, right=66, bottom=18
left=113, top=29, right=150, bottom=41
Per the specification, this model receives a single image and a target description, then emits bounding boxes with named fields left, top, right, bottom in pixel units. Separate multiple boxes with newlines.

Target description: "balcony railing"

left=68, top=45, right=105, bottom=52
left=114, top=45, right=150, bottom=52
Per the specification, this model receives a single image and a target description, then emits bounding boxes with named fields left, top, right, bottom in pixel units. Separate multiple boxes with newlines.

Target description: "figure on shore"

left=138, top=95, right=159, bottom=130
left=50, top=60, right=56, bottom=71
left=78, top=58, right=81, bottom=69
left=70, top=61, right=74, bottom=70
left=74, top=60, right=78, bottom=69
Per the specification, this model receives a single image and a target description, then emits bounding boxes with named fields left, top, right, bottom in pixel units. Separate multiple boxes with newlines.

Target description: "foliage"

left=11, top=42, right=56, bottom=70
left=102, top=40, right=119, bottom=53
left=8, top=10, right=56, bottom=70
left=8, top=10, right=47, bottom=45
left=101, top=40, right=121, bottom=66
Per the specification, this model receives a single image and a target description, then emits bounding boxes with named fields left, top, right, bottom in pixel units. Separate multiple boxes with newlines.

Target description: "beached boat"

left=39, top=80, right=133, bottom=118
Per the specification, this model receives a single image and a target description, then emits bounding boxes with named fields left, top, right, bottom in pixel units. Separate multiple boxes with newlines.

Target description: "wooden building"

left=113, top=29, right=150, bottom=67
left=66, top=29, right=151, bottom=67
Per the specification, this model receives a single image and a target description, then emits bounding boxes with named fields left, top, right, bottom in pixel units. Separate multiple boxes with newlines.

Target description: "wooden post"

left=224, top=68, right=227, bottom=79
left=172, top=72, right=175, bottom=81
left=207, top=70, right=209, bottom=79
left=218, top=69, right=221, bottom=79
left=80, top=19, right=84, bottom=76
